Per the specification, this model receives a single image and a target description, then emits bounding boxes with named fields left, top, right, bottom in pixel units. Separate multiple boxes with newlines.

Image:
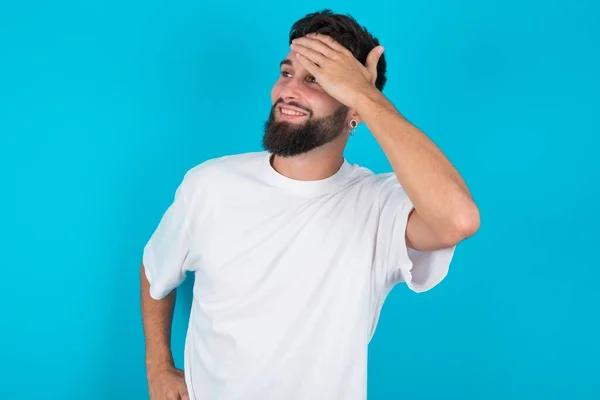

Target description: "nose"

left=280, top=76, right=303, bottom=101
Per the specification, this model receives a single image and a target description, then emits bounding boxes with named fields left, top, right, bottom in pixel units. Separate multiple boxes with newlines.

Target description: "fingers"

left=294, top=52, right=319, bottom=75
left=290, top=42, right=327, bottom=67
left=298, top=33, right=384, bottom=86
left=148, top=367, right=188, bottom=400
left=306, top=33, right=350, bottom=55
left=165, top=387, right=187, bottom=400
left=366, top=46, right=384, bottom=85
left=292, top=37, right=338, bottom=60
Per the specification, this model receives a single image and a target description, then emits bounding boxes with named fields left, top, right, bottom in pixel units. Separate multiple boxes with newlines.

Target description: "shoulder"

left=348, top=162, right=402, bottom=192
left=344, top=164, right=412, bottom=212
left=181, top=151, right=266, bottom=187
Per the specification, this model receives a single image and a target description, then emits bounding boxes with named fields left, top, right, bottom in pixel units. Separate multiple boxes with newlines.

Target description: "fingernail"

left=378, top=46, right=385, bottom=54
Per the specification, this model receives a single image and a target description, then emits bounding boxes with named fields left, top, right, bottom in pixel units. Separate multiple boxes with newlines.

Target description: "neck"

left=270, top=140, right=346, bottom=182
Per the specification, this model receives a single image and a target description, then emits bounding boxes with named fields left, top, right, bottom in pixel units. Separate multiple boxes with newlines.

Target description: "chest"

left=188, top=190, right=379, bottom=304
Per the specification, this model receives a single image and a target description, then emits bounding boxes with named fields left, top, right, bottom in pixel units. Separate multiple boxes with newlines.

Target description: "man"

left=141, top=9, right=479, bottom=400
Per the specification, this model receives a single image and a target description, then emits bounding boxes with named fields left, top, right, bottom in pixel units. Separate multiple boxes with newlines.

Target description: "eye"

left=280, top=70, right=317, bottom=84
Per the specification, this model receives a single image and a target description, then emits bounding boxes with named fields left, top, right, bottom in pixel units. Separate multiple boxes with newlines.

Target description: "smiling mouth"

left=278, top=106, right=308, bottom=120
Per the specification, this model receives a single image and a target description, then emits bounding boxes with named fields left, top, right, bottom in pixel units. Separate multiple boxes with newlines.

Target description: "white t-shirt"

left=143, top=151, right=455, bottom=400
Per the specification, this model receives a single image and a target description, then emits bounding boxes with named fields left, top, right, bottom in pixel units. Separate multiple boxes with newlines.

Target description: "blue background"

left=1, top=0, right=599, bottom=398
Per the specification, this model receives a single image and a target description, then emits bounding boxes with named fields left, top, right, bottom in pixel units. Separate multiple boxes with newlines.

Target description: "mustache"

left=273, top=98, right=312, bottom=115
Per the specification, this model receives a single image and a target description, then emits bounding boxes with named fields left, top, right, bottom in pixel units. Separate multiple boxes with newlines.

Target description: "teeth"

left=281, top=107, right=306, bottom=116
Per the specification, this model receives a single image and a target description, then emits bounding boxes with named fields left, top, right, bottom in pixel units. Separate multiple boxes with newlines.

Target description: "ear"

left=349, top=110, right=362, bottom=125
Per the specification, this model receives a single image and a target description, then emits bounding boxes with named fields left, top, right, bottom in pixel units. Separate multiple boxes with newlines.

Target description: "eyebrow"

left=280, top=59, right=293, bottom=68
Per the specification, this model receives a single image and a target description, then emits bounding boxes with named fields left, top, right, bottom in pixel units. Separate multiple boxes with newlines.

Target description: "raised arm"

left=290, top=33, right=480, bottom=251
left=354, top=89, right=480, bottom=251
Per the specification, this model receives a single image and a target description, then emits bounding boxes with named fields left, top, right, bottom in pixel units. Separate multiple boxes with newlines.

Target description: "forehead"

left=279, top=50, right=306, bottom=70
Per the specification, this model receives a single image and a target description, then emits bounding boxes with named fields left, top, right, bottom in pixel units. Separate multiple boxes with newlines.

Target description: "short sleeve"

left=374, top=174, right=455, bottom=293
left=142, top=174, right=194, bottom=300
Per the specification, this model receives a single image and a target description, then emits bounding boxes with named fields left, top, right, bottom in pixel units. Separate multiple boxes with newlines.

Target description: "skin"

left=141, top=270, right=189, bottom=400
left=142, top=32, right=480, bottom=399
left=266, top=50, right=353, bottom=181
left=287, top=33, right=480, bottom=250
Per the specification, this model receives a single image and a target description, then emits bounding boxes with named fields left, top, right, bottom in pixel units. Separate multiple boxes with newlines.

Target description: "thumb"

left=366, top=46, right=384, bottom=84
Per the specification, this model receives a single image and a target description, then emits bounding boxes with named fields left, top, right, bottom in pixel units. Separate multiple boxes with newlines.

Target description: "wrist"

left=352, top=86, right=387, bottom=118
left=146, top=354, right=175, bottom=373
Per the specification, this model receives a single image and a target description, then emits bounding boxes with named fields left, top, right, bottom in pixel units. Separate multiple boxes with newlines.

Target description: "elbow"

left=439, top=202, right=481, bottom=247
left=458, top=201, right=481, bottom=238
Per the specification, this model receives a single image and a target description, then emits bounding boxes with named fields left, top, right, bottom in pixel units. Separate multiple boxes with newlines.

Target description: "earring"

left=349, top=119, right=358, bottom=136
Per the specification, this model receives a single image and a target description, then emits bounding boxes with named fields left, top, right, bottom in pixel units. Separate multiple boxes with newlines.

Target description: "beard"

left=262, top=99, right=349, bottom=157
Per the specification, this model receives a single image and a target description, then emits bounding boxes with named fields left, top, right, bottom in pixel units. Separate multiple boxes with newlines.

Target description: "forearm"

left=355, top=89, right=479, bottom=239
left=140, top=263, right=176, bottom=372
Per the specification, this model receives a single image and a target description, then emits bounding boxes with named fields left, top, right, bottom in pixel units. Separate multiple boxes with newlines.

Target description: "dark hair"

left=289, top=9, right=387, bottom=92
